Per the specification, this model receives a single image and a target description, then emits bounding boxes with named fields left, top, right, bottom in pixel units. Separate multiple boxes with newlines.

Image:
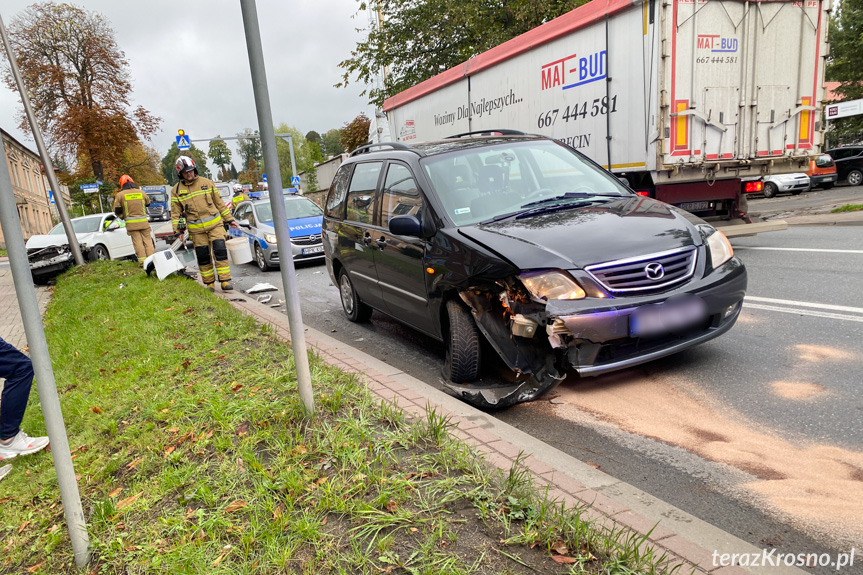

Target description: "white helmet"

left=175, top=155, right=198, bottom=178
left=233, top=184, right=243, bottom=192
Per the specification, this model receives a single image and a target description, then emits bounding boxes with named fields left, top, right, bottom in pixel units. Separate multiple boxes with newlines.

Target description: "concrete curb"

left=216, top=289, right=808, bottom=575
left=753, top=212, right=863, bottom=227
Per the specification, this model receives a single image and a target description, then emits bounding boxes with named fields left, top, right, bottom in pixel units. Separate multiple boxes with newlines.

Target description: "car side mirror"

left=389, top=215, right=422, bottom=237
left=106, top=222, right=121, bottom=231
left=238, top=219, right=251, bottom=228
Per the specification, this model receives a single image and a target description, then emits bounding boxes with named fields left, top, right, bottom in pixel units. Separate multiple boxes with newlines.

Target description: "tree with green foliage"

left=160, top=142, right=211, bottom=185
left=272, top=124, right=319, bottom=191
left=230, top=163, right=239, bottom=179
left=340, top=113, right=372, bottom=153
left=826, top=0, right=863, bottom=145
left=237, top=128, right=263, bottom=171
left=321, top=129, right=345, bottom=157
left=208, top=137, right=233, bottom=176
left=305, top=131, right=322, bottom=146
left=338, top=0, right=585, bottom=107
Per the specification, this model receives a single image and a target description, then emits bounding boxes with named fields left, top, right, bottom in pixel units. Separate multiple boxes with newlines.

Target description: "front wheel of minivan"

left=339, top=269, right=372, bottom=322
left=443, top=300, right=481, bottom=383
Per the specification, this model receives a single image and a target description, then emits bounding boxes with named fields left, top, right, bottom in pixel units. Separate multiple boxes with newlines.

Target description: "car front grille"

left=585, top=246, right=697, bottom=294
left=291, top=234, right=321, bottom=246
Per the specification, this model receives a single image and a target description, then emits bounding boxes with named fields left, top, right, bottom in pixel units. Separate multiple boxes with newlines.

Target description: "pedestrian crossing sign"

left=176, top=134, right=191, bottom=150
left=291, top=176, right=300, bottom=186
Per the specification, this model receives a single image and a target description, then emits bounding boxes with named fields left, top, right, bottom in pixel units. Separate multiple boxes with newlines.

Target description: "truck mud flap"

left=449, top=291, right=566, bottom=409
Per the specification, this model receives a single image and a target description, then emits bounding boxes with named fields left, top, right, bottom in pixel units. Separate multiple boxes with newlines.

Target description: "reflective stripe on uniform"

left=124, top=193, right=144, bottom=200
left=215, top=266, right=230, bottom=274
left=177, top=189, right=216, bottom=202
left=187, top=213, right=222, bottom=229
left=200, top=268, right=216, bottom=279
left=125, top=216, right=149, bottom=224
left=220, top=209, right=232, bottom=219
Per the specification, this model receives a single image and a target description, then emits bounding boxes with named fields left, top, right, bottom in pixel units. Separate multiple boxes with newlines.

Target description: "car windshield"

left=255, top=197, right=323, bottom=223
left=421, top=139, right=630, bottom=226
left=147, top=193, right=168, bottom=203
left=48, top=216, right=103, bottom=235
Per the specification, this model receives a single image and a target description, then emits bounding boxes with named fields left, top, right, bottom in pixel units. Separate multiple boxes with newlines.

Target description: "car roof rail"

left=445, top=129, right=526, bottom=139
left=349, top=142, right=416, bottom=157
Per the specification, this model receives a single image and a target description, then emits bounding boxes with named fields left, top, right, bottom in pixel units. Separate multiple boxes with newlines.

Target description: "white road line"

left=746, top=296, right=863, bottom=314
left=734, top=246, right=863, bottom=254
left=744, top=303, right=863, bottom=323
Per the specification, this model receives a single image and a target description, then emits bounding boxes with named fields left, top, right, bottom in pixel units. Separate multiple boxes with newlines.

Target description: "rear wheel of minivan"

left=339, top=269, right=372, bottom=322
left=443, top=300, right=481, bottom=383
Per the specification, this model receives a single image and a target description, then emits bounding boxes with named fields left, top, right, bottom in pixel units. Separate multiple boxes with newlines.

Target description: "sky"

left=0, top=0, right=375, bottom=174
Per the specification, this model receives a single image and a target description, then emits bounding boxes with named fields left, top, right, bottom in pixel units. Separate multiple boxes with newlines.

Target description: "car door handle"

left=375, top=237, right=387, bottom=249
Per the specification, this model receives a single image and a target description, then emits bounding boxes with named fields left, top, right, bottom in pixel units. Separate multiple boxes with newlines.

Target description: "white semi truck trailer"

left=383, top=0, right=830, bottom=231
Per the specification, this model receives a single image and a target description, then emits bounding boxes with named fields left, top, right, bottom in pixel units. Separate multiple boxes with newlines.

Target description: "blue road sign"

left=48, top=190, right=55, bottom=204
left=80, top=183, right=99, bottom=194
left=291, top=176, right=300, bottom=186
left=262, top=173, right=267, bottom=182
left=176, top=135, right=191, bottom=150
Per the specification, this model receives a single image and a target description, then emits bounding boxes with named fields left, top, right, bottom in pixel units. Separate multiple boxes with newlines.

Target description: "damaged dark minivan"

left=322, top=134, right=746, bottom=408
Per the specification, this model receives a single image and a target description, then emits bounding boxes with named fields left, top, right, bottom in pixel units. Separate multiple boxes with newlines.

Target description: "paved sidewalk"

left=219, top=290, right=807, bottom=575
left=0, top=268, right=51, bottom=351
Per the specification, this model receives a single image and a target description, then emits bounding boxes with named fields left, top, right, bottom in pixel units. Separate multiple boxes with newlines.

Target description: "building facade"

left=1, top=128, right=71, bottom=249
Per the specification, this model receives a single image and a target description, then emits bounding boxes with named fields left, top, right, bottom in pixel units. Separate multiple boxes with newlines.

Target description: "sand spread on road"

left=552, top=367, right=863, bottom=548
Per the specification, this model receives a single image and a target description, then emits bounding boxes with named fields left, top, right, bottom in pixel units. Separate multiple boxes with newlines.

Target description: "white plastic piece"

left=247, top=283, right=278, bottom=294
left=511, top=314, right=538, bottom=338
left=144, top=249, right=186, bottom=280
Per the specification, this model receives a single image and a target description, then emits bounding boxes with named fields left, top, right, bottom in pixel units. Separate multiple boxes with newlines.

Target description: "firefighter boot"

left=221, top=281, right=234, bottom=291
left=206, top=284, right=215, bottom=293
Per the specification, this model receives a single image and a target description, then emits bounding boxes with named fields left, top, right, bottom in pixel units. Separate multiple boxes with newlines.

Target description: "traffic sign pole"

left=241, top=0, right=314, bottom=416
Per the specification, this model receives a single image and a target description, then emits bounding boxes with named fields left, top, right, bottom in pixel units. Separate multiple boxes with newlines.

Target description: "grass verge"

left=830, top=204, right=863, bottom=213
left=1, top=261, right=683, bottom=574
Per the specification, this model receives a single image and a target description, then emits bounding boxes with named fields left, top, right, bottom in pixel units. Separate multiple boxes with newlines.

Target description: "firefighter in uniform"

left=113, top=175, right=155, bottom=266
left=170, top=156, right=238, bottom=291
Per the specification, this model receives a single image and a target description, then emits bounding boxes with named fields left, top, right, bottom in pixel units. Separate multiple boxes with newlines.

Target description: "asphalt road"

left=747, top=183, right=863, bottom=219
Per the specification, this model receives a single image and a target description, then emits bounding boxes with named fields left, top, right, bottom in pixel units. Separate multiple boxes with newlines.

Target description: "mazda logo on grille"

left=644, top=262, right=665, bottom=280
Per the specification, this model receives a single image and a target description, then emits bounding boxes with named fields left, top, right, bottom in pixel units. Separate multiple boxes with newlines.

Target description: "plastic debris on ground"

left=246, top=283, right=278, bottom=294
left=257, top=294, right=272, bottom=304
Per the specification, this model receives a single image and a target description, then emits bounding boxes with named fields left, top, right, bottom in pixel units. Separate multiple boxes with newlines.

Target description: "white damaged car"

left=25, top=213, right=138, bottom=283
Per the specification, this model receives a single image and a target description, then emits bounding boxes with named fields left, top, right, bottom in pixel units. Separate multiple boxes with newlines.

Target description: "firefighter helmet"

left=175, top=155, right=198, bottom=178
left=119, top=174, right=135, bottom=188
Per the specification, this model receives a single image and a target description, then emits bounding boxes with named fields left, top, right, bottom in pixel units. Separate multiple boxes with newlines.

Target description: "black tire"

left=821, top=183, right=834, bottom=190
left=762, top=182, right=777, bottom=198
left=338, top=269, right=372, bottom=322
left=442, top=299, right=481, bottom=383
left=90, top=244, right=109, bottom=261
left=847, top=170, right=863, bottom=187
left=254, top=242, right=271, bottom=271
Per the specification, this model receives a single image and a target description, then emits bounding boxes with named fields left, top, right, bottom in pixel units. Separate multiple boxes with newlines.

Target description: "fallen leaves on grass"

left=108, top=488, right=123, bottom=498
left=231, top=383, right=243, bottom=392
left=386, top=500, right=398, bottom=513
left=26, top=561, right=44, bottom=573
left=18, top=520, right=30, bottom=534
left=224, top=501, right=247, bottom=513
left=117, top=492, right=143, bottom=510
left=90, top=406, right=102, bottom=414
left=550, top=541, right=568, bottom=555
left=551, top=555, right=577, bottom=564
left=126, top=457, right=144, bottom=470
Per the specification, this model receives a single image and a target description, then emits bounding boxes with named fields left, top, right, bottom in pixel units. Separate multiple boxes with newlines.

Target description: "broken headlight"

left=519, top=270, right=586, bottom=301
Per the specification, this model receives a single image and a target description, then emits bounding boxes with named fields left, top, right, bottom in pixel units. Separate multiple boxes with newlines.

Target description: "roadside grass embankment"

left=1, top=261, right=680, bottom=574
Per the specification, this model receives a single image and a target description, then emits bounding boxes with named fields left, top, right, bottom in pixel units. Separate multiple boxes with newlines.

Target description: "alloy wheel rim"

left=340, top=276, right=354, bottom=314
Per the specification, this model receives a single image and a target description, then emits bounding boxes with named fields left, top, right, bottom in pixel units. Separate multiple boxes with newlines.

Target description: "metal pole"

left=98, top=190, right=104, bottom=213
left=0, top=131, right=90, bottom=567
left=286, top=135, right=298, bottom=189
left=0, top=12, right=84, bottom=266
left=240, top=0, right=314, bottom=415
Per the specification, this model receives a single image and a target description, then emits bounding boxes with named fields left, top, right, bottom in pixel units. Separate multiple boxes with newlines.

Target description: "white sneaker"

left=0, top=431, right=50, bottom=460
left=0, top=464, right=11, bottom=482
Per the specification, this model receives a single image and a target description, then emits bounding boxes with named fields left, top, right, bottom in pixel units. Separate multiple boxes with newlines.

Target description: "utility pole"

left=0, top=12, right=84, bottom=266
left=240, top=0, right=314, bottom=416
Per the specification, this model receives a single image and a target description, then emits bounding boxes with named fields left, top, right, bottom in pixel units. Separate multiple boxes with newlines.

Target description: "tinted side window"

left=346, top=161, right=383, bottom=225
left=381, top=163, right=422, bottom=225
left=325, top=165, right=352, bottom=219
